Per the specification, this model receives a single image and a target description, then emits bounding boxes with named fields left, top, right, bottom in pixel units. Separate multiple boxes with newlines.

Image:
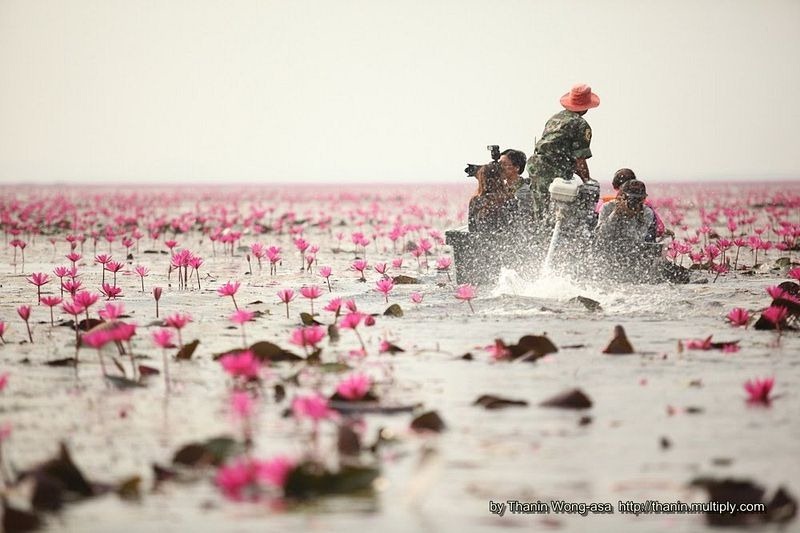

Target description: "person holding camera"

left=593, top=179, right=690, bottom=283
left=526, top=84, right=600, bottom=223
left=597, top=168, right=666, bottom=238
left=594, top=179, right=657, bottom=246
left=468, top=160, right=519, bottom=234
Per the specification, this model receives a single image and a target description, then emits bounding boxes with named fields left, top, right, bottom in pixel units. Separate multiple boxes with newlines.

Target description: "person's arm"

left=595, top=202, right=614, bottom=233
left=575, top=157, right=590, bottom=182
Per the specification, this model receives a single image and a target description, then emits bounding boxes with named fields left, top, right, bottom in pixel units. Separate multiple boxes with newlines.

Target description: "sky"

left=1, top=0, right=799, bottom=185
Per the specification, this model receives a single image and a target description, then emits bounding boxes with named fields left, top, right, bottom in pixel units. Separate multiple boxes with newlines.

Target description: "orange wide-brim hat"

left=560, top=84, right=600, bottom=112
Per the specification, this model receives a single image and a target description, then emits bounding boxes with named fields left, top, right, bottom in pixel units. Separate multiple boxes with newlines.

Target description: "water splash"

left=541, top=218, right=562, bottom=273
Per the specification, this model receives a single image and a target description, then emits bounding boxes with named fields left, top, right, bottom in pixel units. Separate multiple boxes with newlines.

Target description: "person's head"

left=481, top=162, right=505, bottom=194
left=612, top=168, right=637, bottom=191
left=560, top=84, right=600, bottom=113
left=619, top=179, right=647, bottom=212
left=499, top=149, right=526, bottom=184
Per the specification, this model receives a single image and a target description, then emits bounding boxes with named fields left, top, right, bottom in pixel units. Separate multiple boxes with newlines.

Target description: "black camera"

left=465, top=144, right=501, bottom=177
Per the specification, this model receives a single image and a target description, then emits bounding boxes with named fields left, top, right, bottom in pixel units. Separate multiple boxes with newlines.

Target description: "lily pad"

left=508, top=335, right=558, bottom=361
left=327, top=324, right=340, bottom=344
left=28, top=442, right=95, bottom=512
left=44, top=357, right=77, bottom=367
left=473, top=394, right=529, bottom=410
left=410, top=410, right=446, bottom=432
left=300, top=312, right=323, bottom=326
left=105, top=375, right=145, bottom=389
left=137, top=365, right=160, bottom=376
left=172, top=436, right=241, bottom=468
left=382, top=342, right=405, bottom=354
left=116, top=476, right=141, bottom=500
left=337, top=425, right=361, bottom=457
left=245, top=341, right=302, bottom=363
left=392, top=275, right=418, bottom=285
left=2, top=500, right=41, bottom=533
left=540, top=388, right=592, bottom=409
left=175, top=339, right=200, bottom=360
left=283, top=462, right=380, bottom=499
left=383, top=304, right=403, bottom=317
left=569, top=296, right=602, bottom=312
left=602, top=325, right=635, bottom=354
left=329, top=401, right=416, bottom=415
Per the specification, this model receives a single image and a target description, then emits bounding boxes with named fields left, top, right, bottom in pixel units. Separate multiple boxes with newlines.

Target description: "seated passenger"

left=597, top=168, right=666, bottom=237
left=468, top=162, right=519, bottom=233
left=596, top=179, right=656, bottom=242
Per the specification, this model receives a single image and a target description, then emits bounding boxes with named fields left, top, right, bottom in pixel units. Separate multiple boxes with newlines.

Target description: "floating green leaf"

left=175, top=339, right=200, bottom=360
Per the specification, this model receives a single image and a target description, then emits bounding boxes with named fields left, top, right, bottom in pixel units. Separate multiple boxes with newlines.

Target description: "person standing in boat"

left=526, top=84, right=600, bottom=224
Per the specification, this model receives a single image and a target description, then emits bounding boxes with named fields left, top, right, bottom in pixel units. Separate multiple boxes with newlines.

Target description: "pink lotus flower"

left=0, top=372, right=8, bottom=391
left=336, top=373, right=371, bottom=400
left=300, top=285, right=323, bottom=314
left=153, top=286, right=163, bottom=318
left=766, top=286, right=787, bottom=300
left=17, top=305, right=33, bottom=343
left=26, top=272, right=51, bottom=304
left=215, top=459, right=256, bottom=501
left=101, top=282, right=122, bottom=300
left=230, top=309, right=255, bottom=325
left=74, top=291, right=99, bottom=311
left=61, top=300, right=85, bottom=319
left=99, top=302, right=125, bottom=321
left=66, top=251, right=81, bottom=267
left=62, top=278, right=82, bottom=297
left=277, top=288, right=295, bottom=319
left=392, top=257, right=404, bottom=269
left=345, top=299, right=358, bottom=313
left=41, top=296, right=63, bottom=326
left=455, top=284, right=476, bottom=313
left=220, top=350, right=261, bottom=379
left=81, top=329, right=113, bottom=349
left=487, top=339, right=511, bottom=361
left=218, top=281, right=241, bottom=310
left=0, top=322, right=6, bottom=343
left=364, top=315, right=376, bottom=327
left=319, top=265, right=333, bottom=292
left=0, top=422, right=11, bottom=442
left=231, top=309, right=255, bottom=346
left=324, top=297, right=342, bottom=314
left=17, top=305, right=31, bottom=321
left=230, top=391, right=255, bottom=419
left=744, top=377, right=774, bottom=404
left=351, top=259, right=369, bottom=281
left=291, top=393, right=334, bottom=422
left=134, top=265, right=149, bottom=292
left=410, top=292, right=424, bottom=304
left=727, top=307, right=750, bottom=327
left=339, top=311, right=364, bottom=330
left=374, top=262, right=388, bottom=276
left=435, top=256, right=452, bottom=270
left=290, top=325, right=326, bottom=351
left=151, top=328, right=175, bottom=348
left=762, top=305, right=788, bottom=328
left=255, top=456, right=295, bottom=488
left=375, top=278, right=394, bottom=303
left=165, top=312, right=192, bottom=330
left=789, top=267, right=800, bottom=282
left=685, top=337, right=713, bottom=350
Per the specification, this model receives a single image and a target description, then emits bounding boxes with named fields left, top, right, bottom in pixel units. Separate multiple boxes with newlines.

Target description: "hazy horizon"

left=2, top=0, right=799, bottom=185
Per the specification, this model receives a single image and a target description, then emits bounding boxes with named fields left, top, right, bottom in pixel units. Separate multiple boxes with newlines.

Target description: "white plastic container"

left=548, top=176, right=582, bottom=204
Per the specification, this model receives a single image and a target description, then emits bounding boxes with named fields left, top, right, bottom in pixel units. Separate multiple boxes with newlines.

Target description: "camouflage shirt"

left=526, top=110, right=593, bottom=185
